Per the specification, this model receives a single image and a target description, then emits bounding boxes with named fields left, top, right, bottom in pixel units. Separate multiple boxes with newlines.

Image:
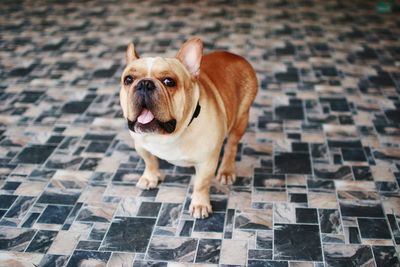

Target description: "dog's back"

left=200, top=51, right=258, bottom=131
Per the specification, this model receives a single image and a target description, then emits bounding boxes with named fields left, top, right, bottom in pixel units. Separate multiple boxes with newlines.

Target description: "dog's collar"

left=188, top=101, right=201, bottom=127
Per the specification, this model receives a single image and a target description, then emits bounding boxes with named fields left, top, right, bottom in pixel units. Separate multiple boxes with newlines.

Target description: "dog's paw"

left=216, top=171, right=236, bottom=185
left=189, top=194, right=212, bottom=219
left=136, top=175, right=158, bottom=190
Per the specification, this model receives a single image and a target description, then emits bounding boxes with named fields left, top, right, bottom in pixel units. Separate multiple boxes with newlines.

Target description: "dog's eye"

left=162, top=77, right=176, bottom=87
left=124, top=75, right=134, bottom=86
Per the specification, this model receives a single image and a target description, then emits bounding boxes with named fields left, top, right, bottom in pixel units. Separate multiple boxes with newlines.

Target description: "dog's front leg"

left=190, top=158, right=218, bottom=219
left=135, top=143, right=161, bottom=189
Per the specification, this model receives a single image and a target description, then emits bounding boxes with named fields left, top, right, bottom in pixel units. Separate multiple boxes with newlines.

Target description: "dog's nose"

left=136, top=79, right=156, bottom=92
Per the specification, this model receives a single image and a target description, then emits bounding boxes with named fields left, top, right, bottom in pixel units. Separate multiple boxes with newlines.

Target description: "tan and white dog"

left=120, top=38, right=258, bottom=218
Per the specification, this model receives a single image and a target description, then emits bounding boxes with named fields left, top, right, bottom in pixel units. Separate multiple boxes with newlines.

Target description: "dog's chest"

left=139, top=139, right=195, bottom=167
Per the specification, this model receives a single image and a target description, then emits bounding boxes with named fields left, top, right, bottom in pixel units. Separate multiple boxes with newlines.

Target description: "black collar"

left=188, top=101, right=201, bottom=126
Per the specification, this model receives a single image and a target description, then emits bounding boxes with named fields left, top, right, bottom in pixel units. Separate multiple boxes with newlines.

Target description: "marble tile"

left=358, top=218, right=392, bottom=239
left=235, top=208, right=272, bottom=230
left=14, top=145, right=57, bottom=164
left=318, top=209, right=342, bottom=234
left=38, top=254, right=69, bottom=267
left=0, top=251, right=44, bottom=266
left=76, top=202, right=117, bottom=223
left=275, top=152, right=312, bottom=174
left=137, top=202, right=162, bottom=217
left=194, top=213, right=225, bottom=233
left=195, top=239, right=221, bottom=264
left=100, top=217, right=156, bottom=252
left=323, top=244, right=374, bottom=267
left=248, top=249, right=272, bottom=260
left=274, top=224, right=322, bottom=261
left=295, top=208, right=318, bottom=224
left=37, top=205, right=73, bottom=225
left=256, top=231, right=273, bottom=250
left=157, top=203, right=182, bottom=227
left=1, top=196, right=36, bottom=226
left=107, top=252, right=135, bottom=267
left=219, top=240, right=247, bottom=266
left=248, top=260, right=288, bottom=267
left=0, top=227, right=36, bottom=251
left=146, top=236, right=197, bottom=262
left=1, top=1, right=400, bottom=266
left=76, top=240, right=101, bottom=250
left=372, top=246, right=400, bottom=267
left=274, top=203, right=296, bottom=224
left=25, top=230, right=58, bottom=253
left=343, top=227, right=361, bottom=244
left=66, top=250, right=111, bottom=267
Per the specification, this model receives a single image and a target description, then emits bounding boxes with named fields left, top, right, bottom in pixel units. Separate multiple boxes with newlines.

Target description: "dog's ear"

left=126, top=42, right=139, bottom=63
left=176, top=38, right=203, bottom=77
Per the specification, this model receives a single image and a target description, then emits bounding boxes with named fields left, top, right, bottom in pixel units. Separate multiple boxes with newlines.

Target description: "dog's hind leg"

left=216, top=111, right=250, bottom=185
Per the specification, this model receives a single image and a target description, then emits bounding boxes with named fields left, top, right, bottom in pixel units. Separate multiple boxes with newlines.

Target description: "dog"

left=120, top=38, right=258, bottom=218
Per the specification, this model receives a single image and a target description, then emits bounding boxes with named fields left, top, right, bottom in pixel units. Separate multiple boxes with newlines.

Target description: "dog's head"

left=120, top=38, right=203, bottom=135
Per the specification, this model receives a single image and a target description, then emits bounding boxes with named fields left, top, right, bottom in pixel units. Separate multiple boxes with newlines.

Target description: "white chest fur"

left=130, top=131, right=196, bottom=167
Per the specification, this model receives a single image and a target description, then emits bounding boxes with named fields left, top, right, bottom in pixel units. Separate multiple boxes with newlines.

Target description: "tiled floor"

left=0, top=0, right=400, bottom=266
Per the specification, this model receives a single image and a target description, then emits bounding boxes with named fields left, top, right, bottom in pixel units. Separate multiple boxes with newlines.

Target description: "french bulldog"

left=120, top=38, right=258, bottom=218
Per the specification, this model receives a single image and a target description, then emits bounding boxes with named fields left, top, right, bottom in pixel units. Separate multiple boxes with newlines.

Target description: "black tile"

left=324, top=244, right=374, bottom=267
left=61, top=101, right=91, bottom=114
left=37, top=205, right=73, bottom=225
left=179, top=220, right=193, bottom=237
left=352, top=166, right=373, bottom=181
left=21, top=212, right=40, bottom=228
left=274, top=224, right=322, bottom=261
left=289, top=193, right=307, bottom=203
left=14, top=145, right=56, bottom=164
left=275, top=153, right=311, bottom=174
left=66, top=250, right=111, bottom=267
left=291, top=142, right=309, bottom=152
left=2, top=181, right=21, bottom=191
left=319, top=209, right=341, bottom=234
left=195, top=239, right=221, bottom=263
left=0, top=195, right=18, bottom=209
left=37, top=190, right=80, bottom=205
left=372, top=246, right=400, bottom=267
left=347, top=227, right=361, bottom=244
left=275, top=106, right=304, bottom=120
left=25, top=230, right=58, bottom=253
left=358, top=218, right=392, bottom=239
left=100, top=217, right=156, bottom=252
left=342, top=148, right=367, bottom=162
left=0, top=210, right=6, bottom=220
left=38, top=254, right=69, bottom=267
left=295, top=208, right=318, bottom=224
left=76, top=240, right=101, bottom=250
left=194, top=213, right=225, bottom=232
left=339, top=202, right=385, bottom=218
left=137, top=202, right=162, bottom=217
left=85, top=141, right=110, bottom=153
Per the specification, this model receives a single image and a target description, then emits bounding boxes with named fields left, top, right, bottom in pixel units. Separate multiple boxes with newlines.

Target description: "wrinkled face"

left=120, top=57, right=194, bottom=134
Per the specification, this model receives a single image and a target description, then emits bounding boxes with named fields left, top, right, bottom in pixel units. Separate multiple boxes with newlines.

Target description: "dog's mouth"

left=127, top=108, right=176, bottom=134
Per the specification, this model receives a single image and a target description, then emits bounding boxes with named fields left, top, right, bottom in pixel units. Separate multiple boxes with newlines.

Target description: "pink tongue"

left=137, top=109, right=155, bottom=124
